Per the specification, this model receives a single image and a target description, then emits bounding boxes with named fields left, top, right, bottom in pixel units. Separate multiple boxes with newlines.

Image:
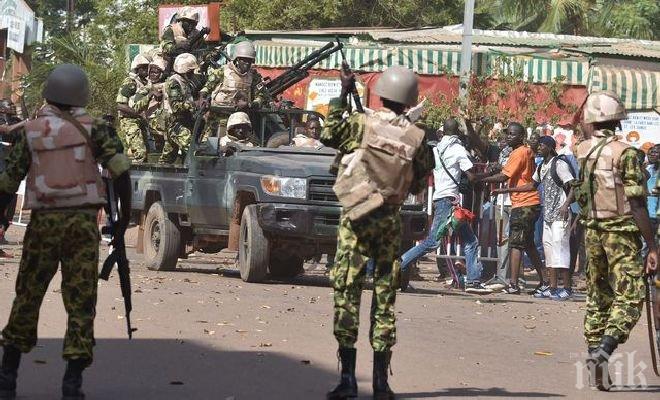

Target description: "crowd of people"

left=116, top=7, right=321, bottom=165
left=399, top=111, right=660, bottom=302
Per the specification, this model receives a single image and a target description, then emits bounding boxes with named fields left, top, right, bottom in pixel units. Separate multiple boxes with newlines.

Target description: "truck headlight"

left=261, top=176, right=307, bottom=199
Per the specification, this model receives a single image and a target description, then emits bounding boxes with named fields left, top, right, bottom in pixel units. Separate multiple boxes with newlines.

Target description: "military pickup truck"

left=129, top=106, right=428, bottom=282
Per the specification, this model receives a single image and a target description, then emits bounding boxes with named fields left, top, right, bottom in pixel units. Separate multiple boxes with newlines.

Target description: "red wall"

left=256, top=67, right=588, bottom=127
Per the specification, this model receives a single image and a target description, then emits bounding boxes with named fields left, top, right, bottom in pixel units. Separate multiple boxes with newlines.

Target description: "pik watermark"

left=572, top=350, right=650, bottom=390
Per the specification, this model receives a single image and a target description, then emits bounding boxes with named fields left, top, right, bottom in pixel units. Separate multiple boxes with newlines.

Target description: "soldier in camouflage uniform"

left=116, top=53, right=150, bottom=161
left=199, top=41, right=265, bottom=138
left=133, top=56, right=168, bottom=153
left=159, top=7, right=209, bottom=73
left=160, top=53, right=197, bottom=164
left=321, top=66, right=433, bottom=400
left=575, top=91, right=658, bottom=391
left=0, top=65, right=131, bottom=400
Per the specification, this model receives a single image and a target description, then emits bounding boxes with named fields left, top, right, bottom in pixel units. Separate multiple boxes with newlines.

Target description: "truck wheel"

left=144, top=201, right=181, bottom=271
left=269, top=251, right=304, bottom=278
left=238, top=205, right=269, bottom=282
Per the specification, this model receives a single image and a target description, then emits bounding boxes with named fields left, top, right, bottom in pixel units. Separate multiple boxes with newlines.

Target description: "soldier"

left=292, top=117, right=323, bottom=148
left=159, top=6, right=209, bottom=72
left=220, top=112, right=259, bottom=148
left=133, top=56, right=168, bottom=153
left=574, top=91, right=658, bottom=390
left=321, top=66, right=433, bottom=400
left=0, top=99, right=22, bottom=258
left=160, top=53, right=197, bottom=164
left=200, top=40, right=265, bottom=137
left=0, top=64, right=131, bottom=399
left=116, top=53, right=150, bottom=161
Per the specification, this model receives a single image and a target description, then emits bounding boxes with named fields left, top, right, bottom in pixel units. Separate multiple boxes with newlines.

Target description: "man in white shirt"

left=400, top=118, right=491, bottom=294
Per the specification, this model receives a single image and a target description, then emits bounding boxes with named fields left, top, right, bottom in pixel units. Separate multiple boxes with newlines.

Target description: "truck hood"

left=230, top=147, right=337, bottom=178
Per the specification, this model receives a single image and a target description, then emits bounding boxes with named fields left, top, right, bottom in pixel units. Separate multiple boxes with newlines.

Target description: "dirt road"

left=0, top=226, right=657, bottom=399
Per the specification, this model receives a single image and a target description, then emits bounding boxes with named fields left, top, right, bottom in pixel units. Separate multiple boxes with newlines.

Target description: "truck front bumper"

left=255, top=203, right=427, bottom=242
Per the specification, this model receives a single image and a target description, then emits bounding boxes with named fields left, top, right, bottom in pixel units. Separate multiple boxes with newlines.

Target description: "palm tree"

left=494, top=0, right=595, bottom=35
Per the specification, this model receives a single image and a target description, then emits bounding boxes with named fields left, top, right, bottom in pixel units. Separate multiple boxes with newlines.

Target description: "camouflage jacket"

left=0, top=116, right=130, bottom=195
left=133, top=81, right=165, bottom=116
left=576, top=129, right=646, bottom=232
left=163, top=75, right=195, bottom=121
left=199, top=65, right=266, bottom=107
left=320, top=98, right=433, bottom=196
left=116, top=73, right=147, bottom=107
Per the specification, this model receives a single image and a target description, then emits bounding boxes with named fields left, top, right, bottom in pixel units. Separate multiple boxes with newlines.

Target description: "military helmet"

left=150, top=56, right=167, bottom=72
left=173, top=53, right=198, bottom=74
left=0, top=99, right=16, bottom=114
left=233, top=41, right=256, bottom=60
left=227, top=112, right=252, bottom=129
left=374, top=66, right=419, bottom=106
left=583, top=91, right=627, bottom=124
left=131, top=54, right=150, bottom=71
left=177, top=6, right=199, bottom=22
left=42, top=64, right=90, bottom=107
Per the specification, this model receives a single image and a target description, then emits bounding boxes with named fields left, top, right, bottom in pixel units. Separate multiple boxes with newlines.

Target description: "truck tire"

left=269, top=250, right=304, bottom=278
left=144, top=201, right=181, bottom=271
left=238, top=205, right=269, bottom=282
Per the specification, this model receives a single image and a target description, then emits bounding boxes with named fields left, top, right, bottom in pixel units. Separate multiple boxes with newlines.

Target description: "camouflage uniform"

left=577, top=129, right=647, bottom=347
left=116, top=74, right=148, bottom=162
left=0, top=118, right=129, bottom=362
left=133, top=82, right=166, bottom=152
left=320, top=98, right=433, bottom=351
left=199, top=65, right=265, bottom=138
left=160, top=75, right=194, bottom=163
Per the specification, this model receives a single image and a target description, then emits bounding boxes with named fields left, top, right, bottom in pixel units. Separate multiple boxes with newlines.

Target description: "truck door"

left=185, top=140, right=228, bottom=228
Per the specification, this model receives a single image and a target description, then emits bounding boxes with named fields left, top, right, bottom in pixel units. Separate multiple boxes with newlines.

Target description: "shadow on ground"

left=14, top=338, right=340, bottom=400
left=398, top=387, right=566, bottom=398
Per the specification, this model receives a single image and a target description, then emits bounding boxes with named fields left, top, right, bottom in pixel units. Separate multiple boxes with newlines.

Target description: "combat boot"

left=0, top=346, right=21, bottom=399
left=327, top=347, right=358, bottom=399
left=588, top=335, right=617, bottom=391
left=373, top=351, right=395, bottom=400
left=62, top=359, right=89, bottom=400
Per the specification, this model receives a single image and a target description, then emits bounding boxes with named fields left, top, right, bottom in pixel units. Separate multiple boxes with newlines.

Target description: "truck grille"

left=308, top=178, right=338, bottom=203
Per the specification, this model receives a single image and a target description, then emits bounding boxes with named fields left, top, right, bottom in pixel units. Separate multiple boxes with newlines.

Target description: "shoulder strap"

left=437, top=141, right=461, bottom=187
left=50, top=107, right=96, bottom=152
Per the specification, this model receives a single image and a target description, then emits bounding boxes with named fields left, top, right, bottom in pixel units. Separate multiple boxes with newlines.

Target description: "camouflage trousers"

left=119, top=117, right=147, bottom=163
left=584, top=228, right=645, bottom=347
left=1, top=211, right=99, bottom=363
left=160, top=121, right=192, bottom=164
left=331, top=206, right=401, bottom=352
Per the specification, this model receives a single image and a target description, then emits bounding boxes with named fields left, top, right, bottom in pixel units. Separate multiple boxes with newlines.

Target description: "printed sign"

left=305, top=78, right=366, bottom=116
left=619, top=111, right=660, bottom=148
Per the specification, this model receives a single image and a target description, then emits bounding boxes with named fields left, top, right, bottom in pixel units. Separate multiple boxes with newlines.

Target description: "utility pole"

left=459, top=0, right=475, bottom=101
left=66, top=0, right=75, bottom=32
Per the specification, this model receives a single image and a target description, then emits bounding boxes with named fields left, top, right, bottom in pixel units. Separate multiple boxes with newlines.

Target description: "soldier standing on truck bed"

left=0, top=64, right=132, bottom=400
left=199, top=40, right=266, bottom=138
left=116, top=53, right=150, bottom=161
left=160, top=53, right=198, bottom=164
left=159, top=6, right=210, bottom=74
left=574, top=91, right=658, bottom=390
left=133, top=56, right=168, bottom=153
left=321, top=66, right=433, bottom=400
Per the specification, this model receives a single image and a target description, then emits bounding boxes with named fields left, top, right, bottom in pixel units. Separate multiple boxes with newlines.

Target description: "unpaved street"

left=0, top=226, right=658, bottom=399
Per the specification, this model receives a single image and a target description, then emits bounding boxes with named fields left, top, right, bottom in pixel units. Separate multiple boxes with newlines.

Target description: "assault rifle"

left=336, top=37, right=364, bottom=114
left=259, top=41, right=343, bottom=100
left=99, top=178, right=136, bottom=339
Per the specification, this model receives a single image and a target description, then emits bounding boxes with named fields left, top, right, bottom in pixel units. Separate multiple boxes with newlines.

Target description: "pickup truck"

left=130, top=106, right=428, bottom=282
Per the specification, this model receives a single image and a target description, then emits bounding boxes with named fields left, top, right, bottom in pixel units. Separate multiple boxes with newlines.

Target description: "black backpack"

left=536, top=154, right=576, bottom=194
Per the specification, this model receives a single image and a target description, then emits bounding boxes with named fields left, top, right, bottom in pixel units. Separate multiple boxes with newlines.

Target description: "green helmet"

left=42, top=64, right=90, bottom=107
left=374, top=66, right=419, bottom=106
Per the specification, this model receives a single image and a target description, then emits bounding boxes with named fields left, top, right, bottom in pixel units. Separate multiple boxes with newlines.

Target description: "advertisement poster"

left=305, top=78, right=366, bottom=116
left=619, top=111, right=660, bottom=148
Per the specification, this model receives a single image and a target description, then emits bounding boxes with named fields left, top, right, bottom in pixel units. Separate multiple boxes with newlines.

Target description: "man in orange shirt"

left=478, top=122, right=545, bottom=294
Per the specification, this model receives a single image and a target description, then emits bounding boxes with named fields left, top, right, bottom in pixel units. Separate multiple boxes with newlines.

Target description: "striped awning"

left=250, top=43, right=588, bottom=84
left=589, top=66, right=660, bottom=111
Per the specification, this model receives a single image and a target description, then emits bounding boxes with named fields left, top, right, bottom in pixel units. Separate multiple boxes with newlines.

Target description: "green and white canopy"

left=589, top=66, right=660, bottom=111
